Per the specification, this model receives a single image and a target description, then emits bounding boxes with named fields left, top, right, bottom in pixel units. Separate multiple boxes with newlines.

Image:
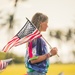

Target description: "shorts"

left=27, top=71, right=46, bottom=75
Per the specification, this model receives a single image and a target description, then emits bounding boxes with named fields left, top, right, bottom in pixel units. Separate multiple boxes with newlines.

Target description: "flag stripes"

left=0, top=60, right=3, bottom=70
left=0, top=58, right=13, bottom=71
left=2, top=36, right=19, bottom=52
left=15, top=29, right=42, bottom=46
left=2, top=18, right=42, bottom=52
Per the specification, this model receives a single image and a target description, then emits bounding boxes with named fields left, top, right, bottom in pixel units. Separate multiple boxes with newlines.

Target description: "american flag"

left=0, top=58, right=13, bottom=71
left=2, top=18, right=42, bottom=52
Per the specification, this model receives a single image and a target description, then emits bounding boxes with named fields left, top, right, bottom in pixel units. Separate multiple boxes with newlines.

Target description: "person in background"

left=0, top=58, right=13, bottom=71
left=25, top=12, right=58, bottom=75
left=0, top=60, right=8, bottom=71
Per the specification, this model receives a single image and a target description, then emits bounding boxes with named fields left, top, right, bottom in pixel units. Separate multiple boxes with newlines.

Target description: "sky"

left=0, top=0, right=75, bottom=29
left=20, top=0, right=75, bottom=29
left=0, top=0, right=75, bottom=63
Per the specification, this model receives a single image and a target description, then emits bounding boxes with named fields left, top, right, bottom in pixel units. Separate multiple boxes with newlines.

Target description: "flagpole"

left=26, top=17, right=59, bottom=57
left=42, top=36, right=59, bottom=57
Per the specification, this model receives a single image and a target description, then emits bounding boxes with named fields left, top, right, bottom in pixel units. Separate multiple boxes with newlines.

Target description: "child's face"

left=40, top=20, right=48, bottom=32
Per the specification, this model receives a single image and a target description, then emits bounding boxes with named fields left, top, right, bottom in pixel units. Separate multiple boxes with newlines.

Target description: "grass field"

left=0, top=64, right=75, bottom=75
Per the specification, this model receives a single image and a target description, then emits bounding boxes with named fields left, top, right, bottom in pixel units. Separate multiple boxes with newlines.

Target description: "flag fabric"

left=2, top=36, right=20, bottom=52
left=0, top=58, right=13, bottom=71
left=2, top=58, right=13, bottom=64
left=2, top=18, right=42, bottom=52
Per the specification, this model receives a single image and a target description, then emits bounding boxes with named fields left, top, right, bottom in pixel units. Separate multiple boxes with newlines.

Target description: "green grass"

left=47, top=64, right=75, bottom=75
left=0, top=64, right=75, bottom=75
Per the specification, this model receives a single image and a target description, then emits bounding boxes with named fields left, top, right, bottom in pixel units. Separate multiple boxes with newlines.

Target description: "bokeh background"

left=0, top=0, right=75, bottom=75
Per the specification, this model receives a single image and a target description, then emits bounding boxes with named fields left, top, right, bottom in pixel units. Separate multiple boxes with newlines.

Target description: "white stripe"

left=15, top=34, right=41, bottom=46
left=30, top=34, right=41, bottom=41
left=1, top=60, right=3, bottom=69
left=14, top=30, right=41, bottom=46
left=3, top=38, right=19, bottom=52
left=14, top=30, right=39, bottom=46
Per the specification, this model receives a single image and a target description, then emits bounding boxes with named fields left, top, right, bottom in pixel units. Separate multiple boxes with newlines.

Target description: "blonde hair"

left=31, top=12, right=48, bottom=30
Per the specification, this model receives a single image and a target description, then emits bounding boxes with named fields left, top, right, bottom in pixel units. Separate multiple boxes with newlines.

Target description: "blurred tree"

left=49, top=30, right=63, bottom=41
left=0, top=52, right=24, bottom=64
left=0, top=0, right=28, bottom=57
left=49, top=31, right=56, bottom=37
left=0, top=52, right=6, bottom=60
left=55, top=30, right=62, bottom=40
left=72, top=50, right=75, bottom=63
left=49, top=28, right=74, bottom=63
left=0, top=0, right=28, bottom=31
left=74, top=29, right=75, bottom=34
left=14, top=0, right=28, bottom=6
left=65, top=28, right=72, bottom=41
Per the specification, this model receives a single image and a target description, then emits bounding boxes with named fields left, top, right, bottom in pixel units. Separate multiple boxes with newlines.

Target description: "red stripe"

left=25, top=29, right=38, bottom=38
left=27, top=31, right=41, bottom=41
left=7, top=36, right=19, bottom=44
left=0, top=61, right=2, bottom=69
left=15, top=29, right=41, bottom=46
left=30, top=32, right=40, bottom=40
left=33, top=29, right=38, bottom=34
left=22, top=31, right=41, bottom=44
left=2, top=36, right=19, bottom=52
left=28, top=42, right=33, bottom=58
left=25, top=30, right=40, bottom=40
left=0, top=60, right=3, bottom=69
left=15, top=33, right=41, bottom=46
left=30, top=34, right=42, bottom=42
